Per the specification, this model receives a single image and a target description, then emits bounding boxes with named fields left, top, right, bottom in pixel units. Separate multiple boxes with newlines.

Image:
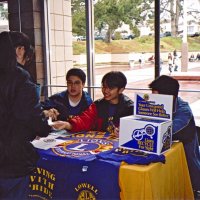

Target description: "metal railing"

left=41, top=84, right=200, bottom=127
left=43, top=85, right=200, bottom=94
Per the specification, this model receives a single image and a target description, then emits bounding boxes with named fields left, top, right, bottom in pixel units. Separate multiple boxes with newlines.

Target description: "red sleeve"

left=69, top=103, right=97, bottom=132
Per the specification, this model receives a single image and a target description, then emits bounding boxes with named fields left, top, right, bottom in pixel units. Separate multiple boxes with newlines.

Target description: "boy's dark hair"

left=66, top=68, right=86, bottom=83
left=149, top=75, right=179, bottom=97
left=102, top=71, right=127, bottom=89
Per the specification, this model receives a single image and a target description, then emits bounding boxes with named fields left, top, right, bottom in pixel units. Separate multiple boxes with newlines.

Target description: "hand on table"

left=51, top=121, right=72, bottom=130
left=114, top=127, right=119, bottom=137
left=109, top=127, right=119, bottom=138
left=43, top=108, right=60, bottom=121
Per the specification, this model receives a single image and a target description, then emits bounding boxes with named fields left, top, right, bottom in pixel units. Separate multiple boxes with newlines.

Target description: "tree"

left=94, top=0, right=123, bottom=42
left=0, top=3, right=8, bottom=20
left=160, top=0, right=183, bottom=36
left=72, top=9, right=86, bottom=36
left=94, top=0, right=154, bottom=43
left=72, top=0, right=168, bottom=43
left=72, top=0, right=86, bottom=36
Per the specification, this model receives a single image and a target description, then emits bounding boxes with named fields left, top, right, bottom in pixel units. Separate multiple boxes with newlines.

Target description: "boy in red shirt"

left=52, top=71, right=133, bottom=134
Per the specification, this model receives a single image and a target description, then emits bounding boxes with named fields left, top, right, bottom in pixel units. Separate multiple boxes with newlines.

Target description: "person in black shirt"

left=0, top=31, right=51, bottom=199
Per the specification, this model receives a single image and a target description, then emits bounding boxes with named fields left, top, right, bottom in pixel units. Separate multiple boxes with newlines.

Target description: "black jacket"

left=0, top=67, right=51, bottom=178
left=42, top=90, right=93, bottom=120
left=70, top=94, right=134, bottom=132
left=95, top=94, right=134, bottom=131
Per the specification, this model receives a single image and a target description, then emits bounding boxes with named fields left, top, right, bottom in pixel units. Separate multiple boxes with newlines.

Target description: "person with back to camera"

left=196, top=53, right=200, bottom=61
left=189, top=54, right=195, bottom=62
left=149, top=75, right=200, bottom=198
left=51, top=71, right=133, bottom=136
left=0, top=31, right=51, bottom=199
left=168, top=53, right=173, bottom=73
left=173, top=49, right=177, bottom=58
left=42, top=68, right=93, bottom=121
left=172, top=49, right=179, bottom=72
left=138, top=52, right=145, bottom=68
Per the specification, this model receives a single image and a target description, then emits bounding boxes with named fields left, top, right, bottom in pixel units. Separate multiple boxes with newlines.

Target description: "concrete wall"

left=49, top=0, right=73, bottom=94
left=73, top=52, right=173, bottom=65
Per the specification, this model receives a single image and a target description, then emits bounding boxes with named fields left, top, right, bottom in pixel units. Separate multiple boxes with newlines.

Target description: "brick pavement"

left=93, top=62, right=200, bottom=125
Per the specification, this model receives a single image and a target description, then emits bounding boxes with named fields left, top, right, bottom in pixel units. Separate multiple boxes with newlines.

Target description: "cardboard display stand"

left=119, top=93, right=173, bottom=155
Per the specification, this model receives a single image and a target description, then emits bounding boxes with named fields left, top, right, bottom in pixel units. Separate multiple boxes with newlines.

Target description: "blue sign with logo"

left=121, top=124, right=159, bottom=153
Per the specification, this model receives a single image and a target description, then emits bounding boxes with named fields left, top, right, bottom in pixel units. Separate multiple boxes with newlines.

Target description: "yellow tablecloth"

left=119, top=142, right=194, bottom=200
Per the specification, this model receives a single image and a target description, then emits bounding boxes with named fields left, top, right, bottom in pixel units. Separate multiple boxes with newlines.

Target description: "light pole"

left=181, top=0, right=188, bottom=72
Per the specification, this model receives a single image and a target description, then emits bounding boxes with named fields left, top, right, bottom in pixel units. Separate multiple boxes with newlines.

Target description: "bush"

left=138, top=36, right=154, bottom=44
left=113, top=31, right=122, bottom=40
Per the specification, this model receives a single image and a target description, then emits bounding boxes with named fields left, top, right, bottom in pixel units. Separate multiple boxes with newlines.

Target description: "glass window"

left=44, top=0, right=200, bottom=126
left=0, top=2, right=8, bottom=33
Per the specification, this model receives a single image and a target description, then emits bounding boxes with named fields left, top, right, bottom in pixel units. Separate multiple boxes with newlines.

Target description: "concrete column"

left=181, top=43, right=188, bottom=72
left=181, top=0, right=188, bottom=72
left=8, top=0, right=44, bottom=85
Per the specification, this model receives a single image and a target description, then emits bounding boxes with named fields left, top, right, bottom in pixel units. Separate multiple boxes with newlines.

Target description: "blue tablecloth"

left=28, top=131, right=166, bottom=199
left=28, top=131, right=120, bottom=199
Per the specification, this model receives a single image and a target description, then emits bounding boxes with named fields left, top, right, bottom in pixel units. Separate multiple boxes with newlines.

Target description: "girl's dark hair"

left=66, top=68, right=86, bottom=83
left=0, top=31, right=16, bottom=71
left=9, top=31, right=31, bottom=52
left=9, top=31, right=34, bottom=64
left=102, top=71, right=127, bottom=89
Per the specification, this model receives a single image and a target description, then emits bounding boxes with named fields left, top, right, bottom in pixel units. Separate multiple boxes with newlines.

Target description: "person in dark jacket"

left=10, top=31, right=35, bottom=80
left=11, top=31, right=32, bottom=66
left=51, top=71, right=133, bottom=135
left=149, top=75, right=200, bottom=197
left=10, top=31, right=41, bottom=97
left=42, top=68, right=93, bottom=121
left=0, top=31, right=51, bottom=198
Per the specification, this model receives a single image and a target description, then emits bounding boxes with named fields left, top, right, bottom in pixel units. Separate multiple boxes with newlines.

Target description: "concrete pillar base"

left=181, top=43, right=188, bottom=72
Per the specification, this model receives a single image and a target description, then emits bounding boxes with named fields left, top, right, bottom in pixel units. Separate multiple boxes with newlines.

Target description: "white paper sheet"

left=49, top=129, right=71, bottom=138
left=31, top=135, right=65, bottom=150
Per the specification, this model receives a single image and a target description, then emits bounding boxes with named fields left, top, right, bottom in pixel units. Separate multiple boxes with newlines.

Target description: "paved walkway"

left=161, top=62, right=200, bottom=126
left=94, top=61, right=200, bottom=126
